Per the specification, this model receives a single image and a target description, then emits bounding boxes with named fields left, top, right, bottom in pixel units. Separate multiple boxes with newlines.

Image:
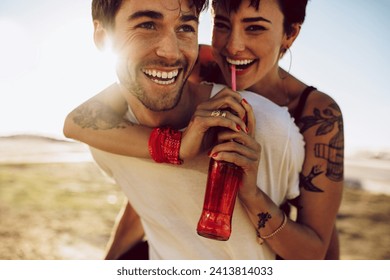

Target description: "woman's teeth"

left=226, top=57, right=255, bottom=66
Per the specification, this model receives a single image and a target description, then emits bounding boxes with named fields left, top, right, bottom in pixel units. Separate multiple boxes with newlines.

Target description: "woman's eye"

left=214, top=22, right=229, bottom=30
left=137, top=22, right=156, bottom=30
left=246, top=25, right=266, bottom=32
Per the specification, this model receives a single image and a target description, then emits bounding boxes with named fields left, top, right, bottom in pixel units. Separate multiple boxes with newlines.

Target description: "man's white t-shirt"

left=91, top=84, right=304, bottom=259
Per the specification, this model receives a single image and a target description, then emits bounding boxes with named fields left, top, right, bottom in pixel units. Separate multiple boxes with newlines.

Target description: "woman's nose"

left=225, top=32, right=245, bottom=56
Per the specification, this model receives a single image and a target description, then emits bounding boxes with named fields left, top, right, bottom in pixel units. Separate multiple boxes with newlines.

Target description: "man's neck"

left=124, top=81, right=202, bottom=129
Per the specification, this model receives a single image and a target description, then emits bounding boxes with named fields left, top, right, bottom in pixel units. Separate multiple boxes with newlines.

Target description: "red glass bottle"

left=197, top=64, right=242, bottom=241
left=196, top=158, right=243, bottom=241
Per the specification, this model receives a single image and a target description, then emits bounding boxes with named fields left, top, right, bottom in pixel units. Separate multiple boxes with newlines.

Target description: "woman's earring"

left=279, top=47, right=292, bottom=80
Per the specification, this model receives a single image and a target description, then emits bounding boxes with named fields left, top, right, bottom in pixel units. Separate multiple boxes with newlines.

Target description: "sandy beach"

left=1, top=135, right=389, bottom=260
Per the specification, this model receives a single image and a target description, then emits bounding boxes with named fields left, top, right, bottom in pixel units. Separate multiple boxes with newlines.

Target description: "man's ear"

left=93, top=20, right=108, bottom=51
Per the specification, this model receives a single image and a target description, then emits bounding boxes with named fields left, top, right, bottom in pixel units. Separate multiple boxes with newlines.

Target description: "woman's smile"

left=226, top=57, right=257, bottom=76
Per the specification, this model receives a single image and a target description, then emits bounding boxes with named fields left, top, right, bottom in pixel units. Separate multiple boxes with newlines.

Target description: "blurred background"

left=0, top=0, right=389, bottom=259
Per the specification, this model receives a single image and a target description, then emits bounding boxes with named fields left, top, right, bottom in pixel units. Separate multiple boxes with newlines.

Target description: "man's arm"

left=105, top=201, right=145, bottom=260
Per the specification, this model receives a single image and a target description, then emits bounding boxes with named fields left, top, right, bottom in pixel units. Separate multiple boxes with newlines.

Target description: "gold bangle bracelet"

left=257, top=212, right=287, bottom=245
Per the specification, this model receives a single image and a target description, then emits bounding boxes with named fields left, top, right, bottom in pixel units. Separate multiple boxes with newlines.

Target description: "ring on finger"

left=211, top=110, right=221, bottom=117
left=221, top=111, right=227, bottom=118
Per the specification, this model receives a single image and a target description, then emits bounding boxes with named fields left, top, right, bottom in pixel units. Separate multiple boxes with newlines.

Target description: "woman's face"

left=212, top=0, right=287, bottom=91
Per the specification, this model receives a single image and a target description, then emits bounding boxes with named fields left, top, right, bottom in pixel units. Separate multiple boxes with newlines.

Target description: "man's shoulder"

left=93, top=83, right=127, bottom=114
left=190, top=81, right=213, bottom=103
left=96, top=83, right=120, bottom=95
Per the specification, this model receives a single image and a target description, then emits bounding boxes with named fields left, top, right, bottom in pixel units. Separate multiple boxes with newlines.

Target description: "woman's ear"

left=284, top=23, right=301, bottom=48
left=93, top=20, right=108, bottom=51
left=279, top=23, right=301, bottom=58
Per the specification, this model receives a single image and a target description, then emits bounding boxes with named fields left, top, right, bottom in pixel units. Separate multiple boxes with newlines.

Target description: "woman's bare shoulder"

left=307, top=89, right=342, bottom=113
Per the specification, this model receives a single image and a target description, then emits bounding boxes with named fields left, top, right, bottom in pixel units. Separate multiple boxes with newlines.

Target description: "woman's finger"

left=193, top=108, right=247, bottom=133
left=241, top=98, right=255, bottom=138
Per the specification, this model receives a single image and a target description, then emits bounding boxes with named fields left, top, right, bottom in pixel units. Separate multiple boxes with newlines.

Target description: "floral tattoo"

left=257, top=212, right=272, bottom=230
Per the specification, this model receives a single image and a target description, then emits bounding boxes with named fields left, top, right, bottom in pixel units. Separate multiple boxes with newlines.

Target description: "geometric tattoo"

left=257, top=212, right=272, bottom=230
left=72, top=100, right=132, bottom=130
left=300, top=103, right=344, bottom=182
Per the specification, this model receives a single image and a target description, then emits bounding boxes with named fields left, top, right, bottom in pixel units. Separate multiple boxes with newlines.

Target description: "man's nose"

left=155, top=31, right=181, bottom=61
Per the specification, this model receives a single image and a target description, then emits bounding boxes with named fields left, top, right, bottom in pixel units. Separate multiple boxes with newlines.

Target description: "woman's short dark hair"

left=92, top=0, right=208, bottom=28
left=212, top=0, right=308, bottom=36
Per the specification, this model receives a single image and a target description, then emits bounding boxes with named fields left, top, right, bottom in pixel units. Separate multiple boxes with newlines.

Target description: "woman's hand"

left=205, top=98, right=261, bottom=199
left=180, top=87, right=249, bottom=160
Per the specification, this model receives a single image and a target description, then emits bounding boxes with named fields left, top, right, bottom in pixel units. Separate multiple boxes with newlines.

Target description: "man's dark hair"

left=92, top=0, right=208, bottom=28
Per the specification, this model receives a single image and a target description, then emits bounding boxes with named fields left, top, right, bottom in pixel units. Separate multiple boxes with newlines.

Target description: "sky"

left=0, top=0, right=389, bottom=155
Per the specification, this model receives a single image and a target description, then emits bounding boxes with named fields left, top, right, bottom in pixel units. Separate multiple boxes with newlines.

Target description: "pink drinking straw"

left=231, top=65, right=236, bottom=91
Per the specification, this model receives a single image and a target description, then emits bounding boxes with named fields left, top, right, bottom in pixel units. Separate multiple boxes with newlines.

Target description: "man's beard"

left=129, top=79, right=186, bottom=112
left=121, top=60, right=190, bottom=112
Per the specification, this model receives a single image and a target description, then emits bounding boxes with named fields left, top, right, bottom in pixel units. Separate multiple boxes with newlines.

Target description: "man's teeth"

left=143, top=69, right=179, bottom=85
left=143, top=69, right=179, bottom=79
left=226, top=57, right=254, bottom=66
left=151, top=78, right=175, bottom=85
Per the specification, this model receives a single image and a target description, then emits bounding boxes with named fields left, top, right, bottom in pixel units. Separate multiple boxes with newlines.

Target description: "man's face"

left=109, top=0, right=199, bottom=112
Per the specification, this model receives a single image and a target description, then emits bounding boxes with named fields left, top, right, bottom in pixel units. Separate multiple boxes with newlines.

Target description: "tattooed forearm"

left=72, top=100, right=132, bottom=130
left=257, top=212, right=272, bottom=230
left=299, top=102, right=344, bottom=182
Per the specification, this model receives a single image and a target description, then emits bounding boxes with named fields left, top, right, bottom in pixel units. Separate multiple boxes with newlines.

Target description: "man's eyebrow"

left=128, top=10, right=163, bottom=21
left=181, top=14, right=199, bottom=24
left=214, top=15, right=271, bottom=24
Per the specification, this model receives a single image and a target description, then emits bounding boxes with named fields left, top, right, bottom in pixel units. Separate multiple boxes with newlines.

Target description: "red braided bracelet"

left=148, top=127, right=183, bottom=165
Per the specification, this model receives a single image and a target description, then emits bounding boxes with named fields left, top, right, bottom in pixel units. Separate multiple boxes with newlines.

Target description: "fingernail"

left=236, top=124, right=241, bottom=131
left=211, top=152, right=219, bottom=158
left=242, top=98, right=248, bottom=104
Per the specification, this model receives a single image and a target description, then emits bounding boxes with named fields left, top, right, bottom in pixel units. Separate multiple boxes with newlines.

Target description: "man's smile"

left=142, top=68, right=180, bottom=85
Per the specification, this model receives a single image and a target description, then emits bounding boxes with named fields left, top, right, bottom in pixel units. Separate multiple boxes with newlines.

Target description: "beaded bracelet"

left=257, top=212, right=287, bottom=245
left=148, top=127, right=183, bottom=165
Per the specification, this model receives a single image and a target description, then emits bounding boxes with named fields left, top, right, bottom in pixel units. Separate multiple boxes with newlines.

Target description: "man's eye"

left=137, top=22, right=156, bottom=30
left=246, top=25, right=266, bottom=32
left=178, top=25, right=196, bottom=33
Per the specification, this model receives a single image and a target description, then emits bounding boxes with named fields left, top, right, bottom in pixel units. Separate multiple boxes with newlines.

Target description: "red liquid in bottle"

left=197, top=64, right=242, bottom=241
left=197, top=158, right=243, bottom=241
